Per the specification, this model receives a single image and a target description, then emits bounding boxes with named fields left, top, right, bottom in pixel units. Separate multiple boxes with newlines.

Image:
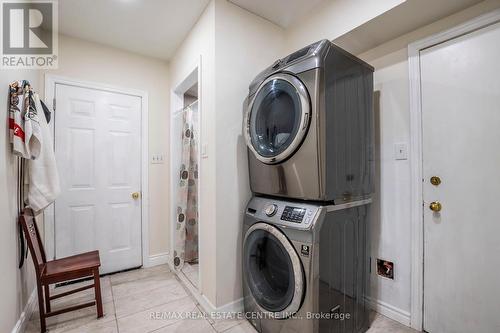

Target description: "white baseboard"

left=366, top=296, right=411, bottom=327
left=145, top=252, right=169, bottom=267
left=215, top=297, right=244, bottom=313
left=11, top=289, right=37, bottom=333
left=172, top=266, right=244, bottom=315
left=192, top=290, right=244, bottom=315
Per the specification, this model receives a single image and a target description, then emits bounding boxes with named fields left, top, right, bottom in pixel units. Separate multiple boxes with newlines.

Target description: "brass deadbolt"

left=429, top=201, right=442, bottom=212
left=430, top=176, right=441, bottom=186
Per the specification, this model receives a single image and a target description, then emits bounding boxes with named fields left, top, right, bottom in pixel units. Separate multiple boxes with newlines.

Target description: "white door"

left=54, top=84, right=142, bottom=274
left=421, top=22, right=500, bottom=333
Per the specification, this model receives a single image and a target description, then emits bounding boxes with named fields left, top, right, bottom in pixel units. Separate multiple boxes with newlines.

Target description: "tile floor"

left=25, top=265, right=418, bottom=333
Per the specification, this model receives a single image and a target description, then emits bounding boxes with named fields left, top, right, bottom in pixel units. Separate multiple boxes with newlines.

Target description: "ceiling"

left=59, top=0, right=210, bottom=61
left=228, top=0, right=326, bottom=28
left=333, top=0, right=485, bottom=55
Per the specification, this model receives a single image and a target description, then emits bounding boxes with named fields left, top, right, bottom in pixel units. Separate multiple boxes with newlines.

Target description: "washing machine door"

left=245, top=73, right=310, bottom=164
left=243, top=222, right=304, bottom=318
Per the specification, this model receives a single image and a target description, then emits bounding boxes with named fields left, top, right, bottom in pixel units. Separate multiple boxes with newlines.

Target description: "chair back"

left=19, top=208, right=47, bottom=276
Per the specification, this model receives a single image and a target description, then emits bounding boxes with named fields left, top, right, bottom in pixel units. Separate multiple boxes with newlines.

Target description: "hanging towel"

left=9, top=80, right=42, bottom=159
left=26, top=94, right=60, bottom=213
left=40, top=100, right=51, bottom=124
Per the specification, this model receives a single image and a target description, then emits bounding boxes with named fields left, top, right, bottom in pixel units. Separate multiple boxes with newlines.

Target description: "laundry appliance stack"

left=241, top=40, right=374, bottom=333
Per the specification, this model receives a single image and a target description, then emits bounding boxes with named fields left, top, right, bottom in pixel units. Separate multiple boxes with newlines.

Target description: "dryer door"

left=243, top=222, right=304, bottom=318
left=245, top=73, right=310, bottom=164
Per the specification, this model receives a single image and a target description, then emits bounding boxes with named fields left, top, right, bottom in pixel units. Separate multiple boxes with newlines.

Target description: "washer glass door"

left=247, top=73, right=310, bottom=164
left=243, top=223, right=304, bottom=317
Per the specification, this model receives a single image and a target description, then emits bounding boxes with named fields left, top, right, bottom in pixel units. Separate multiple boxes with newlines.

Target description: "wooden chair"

left=19, top=208, right=103, bottom=333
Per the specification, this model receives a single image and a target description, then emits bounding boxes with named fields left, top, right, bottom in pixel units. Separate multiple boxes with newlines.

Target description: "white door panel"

left=421, top=22, right=500, bottom=333
left=55, top=84, right=142, bottom=274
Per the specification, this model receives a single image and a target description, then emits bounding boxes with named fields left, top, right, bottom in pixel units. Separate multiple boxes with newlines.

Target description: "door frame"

left=169, top=57, right=202, bottom=291
left=408, top=9, right=500, bottom=330
left=43, top=74, right=150, bottom=269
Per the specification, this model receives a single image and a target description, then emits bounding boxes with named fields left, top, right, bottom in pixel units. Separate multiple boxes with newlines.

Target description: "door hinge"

left=53, top=98, right=56, bottom=111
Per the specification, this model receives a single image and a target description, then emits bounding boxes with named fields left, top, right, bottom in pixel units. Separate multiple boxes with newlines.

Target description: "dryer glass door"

left=246, top=73, right=310, bottom=164
left=243, top=223, right=304, bottom=318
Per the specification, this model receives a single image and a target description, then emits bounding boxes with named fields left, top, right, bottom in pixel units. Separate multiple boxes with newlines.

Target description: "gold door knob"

left=429, top=201, right=442, bottom=212
left=132, top=192, right=140, bottom=200
left=430, top=176, right=441, bottom=186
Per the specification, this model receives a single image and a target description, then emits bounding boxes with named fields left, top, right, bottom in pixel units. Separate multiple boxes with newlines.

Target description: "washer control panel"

left=246, top=197, right=319, bottom=230
left=281, top=206, right=306, bottom=223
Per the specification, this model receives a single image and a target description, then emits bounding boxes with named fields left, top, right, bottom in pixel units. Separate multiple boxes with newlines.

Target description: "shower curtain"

left=174, top=104, right=199, bottom=269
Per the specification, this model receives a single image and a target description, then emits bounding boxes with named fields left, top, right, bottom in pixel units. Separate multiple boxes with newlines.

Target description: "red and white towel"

left=9, top=80, right=60, bottom=212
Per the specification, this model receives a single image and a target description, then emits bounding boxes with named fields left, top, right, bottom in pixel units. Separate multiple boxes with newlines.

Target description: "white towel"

left=26, top=94, right=61, bottom=212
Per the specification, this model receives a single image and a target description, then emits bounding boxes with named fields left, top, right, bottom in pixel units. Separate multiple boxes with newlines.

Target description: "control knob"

left=264, top=204, right=278, bottom=217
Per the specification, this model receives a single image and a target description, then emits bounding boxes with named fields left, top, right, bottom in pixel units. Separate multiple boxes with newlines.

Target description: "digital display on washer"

left=281, top=206, right=306, bottom=223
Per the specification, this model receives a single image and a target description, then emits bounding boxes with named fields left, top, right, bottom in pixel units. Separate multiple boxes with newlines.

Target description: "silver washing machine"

left=242, top=196, right=371, bottom=333
left=244, top=40, right=374, bottom=202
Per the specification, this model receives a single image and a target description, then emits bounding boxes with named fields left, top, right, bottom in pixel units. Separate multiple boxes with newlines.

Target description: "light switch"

left=394, top=143, right=408, bottom=160
left=151, top=154, right=165, bottom=164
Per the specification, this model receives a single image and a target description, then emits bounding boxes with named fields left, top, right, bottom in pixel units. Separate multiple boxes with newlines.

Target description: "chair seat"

left=42, top=251, right=101, bottom=283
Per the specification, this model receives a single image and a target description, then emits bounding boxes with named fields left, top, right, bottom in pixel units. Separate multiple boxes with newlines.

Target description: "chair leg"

left=93, top=269, right=103, bottom=318
left=44, top=284, right=51, bottom=313
left=36, top=283, right=46, bottom=333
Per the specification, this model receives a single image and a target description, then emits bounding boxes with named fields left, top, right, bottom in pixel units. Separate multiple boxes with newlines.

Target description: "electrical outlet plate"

left=377, top=258, right=394, bottom=279
left=151, top=154, right=165, bottom=164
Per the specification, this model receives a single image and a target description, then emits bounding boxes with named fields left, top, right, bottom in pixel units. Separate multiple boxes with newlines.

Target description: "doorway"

left=170, top=66, right=201, bottom=290
left=409, top=13, right=500, bottom=333
left=44, top=76, right=149, bottom=275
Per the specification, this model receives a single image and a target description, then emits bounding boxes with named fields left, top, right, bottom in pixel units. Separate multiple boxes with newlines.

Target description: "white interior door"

left=421, top=22, right=500, bottom=333
left=54, top=84, right=142, bottom=274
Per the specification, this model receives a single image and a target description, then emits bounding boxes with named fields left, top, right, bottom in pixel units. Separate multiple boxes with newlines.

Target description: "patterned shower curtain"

left=174, top=105, right=199, bottom=269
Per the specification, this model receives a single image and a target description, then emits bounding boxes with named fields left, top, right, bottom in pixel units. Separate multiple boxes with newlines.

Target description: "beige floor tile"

left=112, top=271, right=178, bottom=300
left=212, top=315, right=245, bottom=332
left=110, top=265, right=171, bottom=286
left=50, top=276, right=113, bottom=305
left=153, top=317, right=215, bottom=332
left=367, top=313, right=419, bottom=333
left=117, top=296, right=198, bottom=333
left=195, top=304, right=215, bottom=325
left=60, top=319, right=118, bottom=333
left=28, top=300, right=115, bottom=333
left=29, top=277, right=112, bottom=322
left=26, top=266, right=419, bottom=333
left=115, top=280, right=189, bottom=318
left=222, top=320, right=258, bottom=333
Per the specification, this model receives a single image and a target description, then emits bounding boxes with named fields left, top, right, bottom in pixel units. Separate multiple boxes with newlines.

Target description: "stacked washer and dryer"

left=241, top=40, right=375, bottom=333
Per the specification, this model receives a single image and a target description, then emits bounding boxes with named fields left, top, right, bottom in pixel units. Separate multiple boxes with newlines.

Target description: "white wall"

left=356, top=0, right=500, bottom=323
left=285, top=0, right=406, bottom=52
left=1, top=70, right=37, bottom=333
left=213, top=0, right=285, bottom=307
left=41, top=35, right=171, bottom=257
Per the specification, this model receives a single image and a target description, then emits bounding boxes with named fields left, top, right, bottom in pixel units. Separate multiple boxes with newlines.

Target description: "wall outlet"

left=151, top=154, right=165, bottom=164
left=377, top=258, right=394, bottom=279
left=394, top=143, right=408, bottom=160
